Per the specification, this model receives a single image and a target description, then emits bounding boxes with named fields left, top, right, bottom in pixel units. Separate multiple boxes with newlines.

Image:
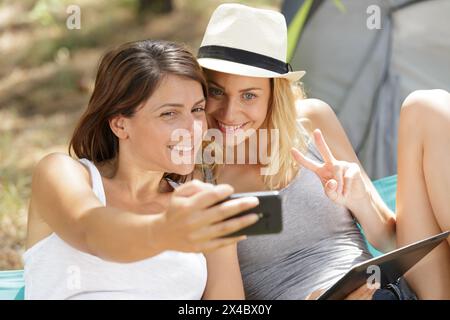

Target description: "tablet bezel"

left=317, top=230, right=450, bottom=300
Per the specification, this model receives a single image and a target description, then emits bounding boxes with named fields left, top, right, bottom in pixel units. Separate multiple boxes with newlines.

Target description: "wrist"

left=143, top=213, right=167, bottom=255
left=347, top=185, right=373, bottom=214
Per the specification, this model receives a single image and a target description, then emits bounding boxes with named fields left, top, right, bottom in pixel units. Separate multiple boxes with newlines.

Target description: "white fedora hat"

left=197, top=3, right=305, bottom=82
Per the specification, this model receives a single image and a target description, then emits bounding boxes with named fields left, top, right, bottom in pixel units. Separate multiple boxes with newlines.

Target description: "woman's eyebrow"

left=154, top=103, right=184, bottom=111
left=155, top=98, right=205, bottom=111
left=207, top=81, right=262, bottom=93
left=239, top=87, right=263, bottom=93
left=207, top=81, right=224, bottom=89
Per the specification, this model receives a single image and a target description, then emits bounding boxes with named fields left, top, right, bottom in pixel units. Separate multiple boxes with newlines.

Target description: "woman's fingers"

left=313, top=129, right=335, bottom=164
left=291, top=147, right=321, bottom=173
left=193, top=196, right=259, bottom=227
left=190, top=213, right=260, bottom=242
left=174, top=179, right=210, bottom=197
left=171, top=181, right=224, bottom=219
left=325, top=179, right=339, bottom=201
left=292, top=145, right=343, bottom=201
left=187, top=184, right=234, bottom=211
left=324, top=165, right=346, bottom=201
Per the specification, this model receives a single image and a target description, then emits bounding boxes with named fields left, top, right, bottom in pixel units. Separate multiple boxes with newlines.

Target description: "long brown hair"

left=69, top=40, right=207, bottom=181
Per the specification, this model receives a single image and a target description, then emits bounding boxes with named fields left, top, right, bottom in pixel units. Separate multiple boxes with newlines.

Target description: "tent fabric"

left=285, top=0, right=450, bottom=179
left=284, top=0, right=324, bottom=61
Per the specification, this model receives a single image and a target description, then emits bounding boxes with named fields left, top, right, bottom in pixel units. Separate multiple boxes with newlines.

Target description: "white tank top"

left=23, top=158, right=207, bottom=300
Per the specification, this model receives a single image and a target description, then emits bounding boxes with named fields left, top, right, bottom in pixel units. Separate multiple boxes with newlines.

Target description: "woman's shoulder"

left=296, top=98, right=341, bottom=132
left=296, top=98, right=336, bottom=124
left=31, top=153, right=92, bottom=204
left=33, top=152, right=89, bottom=182
left=295, top=98, right=356, bottom=161
left=27, top=153, right=90, bottom=250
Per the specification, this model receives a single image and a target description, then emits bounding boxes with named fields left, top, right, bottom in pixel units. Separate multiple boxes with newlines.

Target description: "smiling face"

left=116, top=74, right=207, bottom=175
left=205, top=70, right=271, bottom=146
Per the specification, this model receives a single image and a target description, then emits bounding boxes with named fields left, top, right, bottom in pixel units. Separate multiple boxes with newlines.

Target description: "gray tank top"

left=206, top=142, right=372, bottom=299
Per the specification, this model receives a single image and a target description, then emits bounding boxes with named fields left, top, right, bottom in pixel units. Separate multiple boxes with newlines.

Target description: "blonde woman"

left=197, top=4, right=450, bottom=299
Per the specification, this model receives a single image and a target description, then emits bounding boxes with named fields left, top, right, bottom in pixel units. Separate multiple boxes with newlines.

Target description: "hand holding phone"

left=165, top=178, right=283, bottom=237
left=218, top=191, right=283, bottom=237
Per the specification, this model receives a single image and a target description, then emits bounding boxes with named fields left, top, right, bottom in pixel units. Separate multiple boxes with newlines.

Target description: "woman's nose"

left=220, top=99, right=239, bottom=123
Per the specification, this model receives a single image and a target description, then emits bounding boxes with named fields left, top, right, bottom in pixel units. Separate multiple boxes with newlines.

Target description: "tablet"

left=317, top=230, right=450, bottom=300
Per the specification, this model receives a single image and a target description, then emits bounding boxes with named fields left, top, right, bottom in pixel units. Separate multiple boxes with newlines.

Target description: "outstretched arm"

left=29, top=153, right=259, bottom=263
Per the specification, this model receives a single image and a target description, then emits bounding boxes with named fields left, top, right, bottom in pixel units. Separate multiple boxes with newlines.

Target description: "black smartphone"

left=217, top=191, right=283, bottom=237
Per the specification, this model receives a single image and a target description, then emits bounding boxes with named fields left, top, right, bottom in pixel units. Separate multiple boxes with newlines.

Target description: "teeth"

left=218, top=121, right=246, bottom=132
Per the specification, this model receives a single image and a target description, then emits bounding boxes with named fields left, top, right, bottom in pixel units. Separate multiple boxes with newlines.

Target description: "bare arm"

left=202, top=244, right=246, bottom=300
left=30, top=153, right=164, bottom=262
left=297, top=99, right=396, bottom=252
left=30, top=153, right=260, bottom=263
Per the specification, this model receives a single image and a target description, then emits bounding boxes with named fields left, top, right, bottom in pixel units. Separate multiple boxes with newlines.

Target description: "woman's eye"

left=208, top=87, right=223, bottom=97
left=160, top=111, right=176, bottom=118
left=242, top=92, right=257, bottom=100
left=192, top=106, right=205, bottom=113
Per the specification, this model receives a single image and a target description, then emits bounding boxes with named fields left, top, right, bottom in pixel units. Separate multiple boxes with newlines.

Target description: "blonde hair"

left=199, top=78, right=311, bottom=190
left=263, top=78, right=310, bottom=189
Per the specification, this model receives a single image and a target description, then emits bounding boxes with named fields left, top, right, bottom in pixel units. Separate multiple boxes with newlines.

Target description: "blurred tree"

left=139, top=0, right=173, bottom=13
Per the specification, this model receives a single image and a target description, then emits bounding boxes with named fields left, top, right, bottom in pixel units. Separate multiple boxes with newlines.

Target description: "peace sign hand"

left=291, top=129, right=369, bottom=208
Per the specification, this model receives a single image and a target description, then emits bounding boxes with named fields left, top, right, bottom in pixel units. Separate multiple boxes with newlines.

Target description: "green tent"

left=284, top=0, right=450, bottom=180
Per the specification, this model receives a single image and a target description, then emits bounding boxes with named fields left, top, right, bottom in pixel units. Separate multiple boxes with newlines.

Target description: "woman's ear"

left=109, top=116, right=129, bottom=139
